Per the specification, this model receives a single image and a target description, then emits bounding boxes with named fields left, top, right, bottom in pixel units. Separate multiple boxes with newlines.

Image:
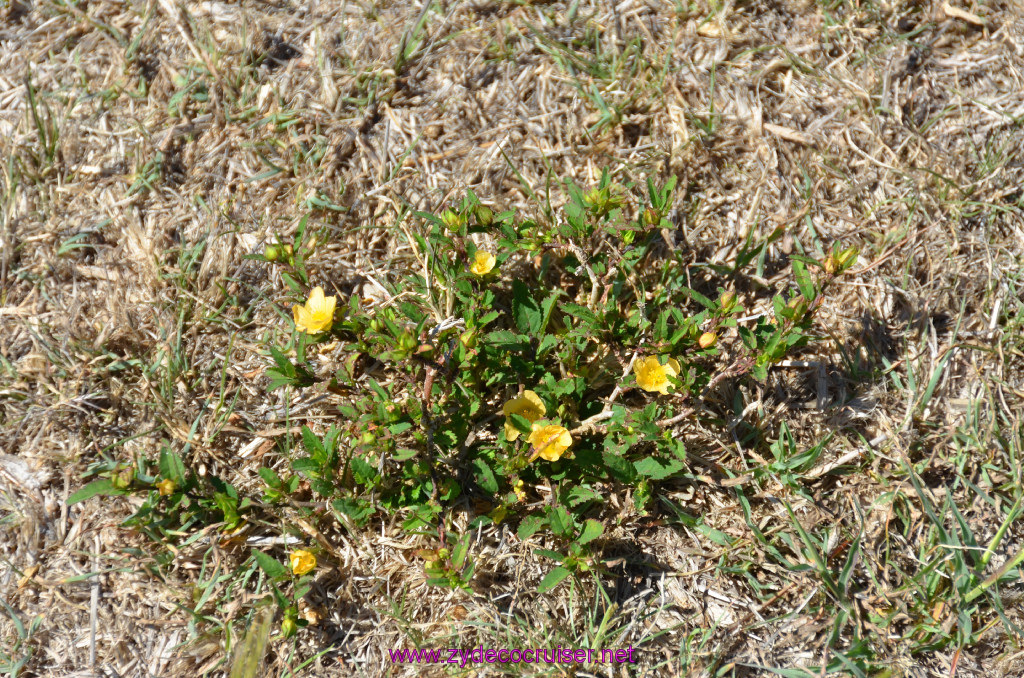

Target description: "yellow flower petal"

left=293, top=287, right=337, bottom=334
left=633, top=356, right=678, bottom=395
left=502, top=390, right=546, bottom=441
left=528, top=424, right=572, bottom=462
left=289, top=549, right=317, bottom=575
left=470, top=250, right=496, bottom=276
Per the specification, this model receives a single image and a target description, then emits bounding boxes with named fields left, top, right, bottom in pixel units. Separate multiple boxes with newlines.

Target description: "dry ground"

left=2, top=0, right=1024, bottom=676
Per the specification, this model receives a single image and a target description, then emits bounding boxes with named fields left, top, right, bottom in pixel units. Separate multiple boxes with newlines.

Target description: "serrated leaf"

left=508, top=412, right=533, bottom=436
left=393, top=448, right=418, bottom=461
left=301, top=426, right=327, bottom=465
left=517, top=515, right=546, bottom=540
left=578, top=519, right=604, bottom=545
left=634, top=457, right=684, bottom=480
left=537, top=566, right=573, bottom=593
left=566, top=485, right=602, bottom=506
left=214, top=492, right=241, bottom=528
left=350, top=456, right=378, bottom=485
left=332, top=497, right=374, bottom=526
left=772, top=294, right=787, bottom=320
left=548, top=505, right=573, bottom=538
left=158, top=448, right=187, bottom=485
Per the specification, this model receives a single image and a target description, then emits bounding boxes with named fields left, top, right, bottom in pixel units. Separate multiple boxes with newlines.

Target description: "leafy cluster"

left=70, top=170, right=858, bottom=624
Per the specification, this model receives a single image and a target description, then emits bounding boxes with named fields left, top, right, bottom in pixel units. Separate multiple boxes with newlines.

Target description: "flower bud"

left=474, top=204, right=494, bottom=227
left=823, top=254, right=838, bottom=275
left=584, top=188, right=603, bottom=208
left=281, top=617, right=298, bottom=638
left=440, top=209, right=462, bottom=231
left=112, top=468, right=133, bottom=490
left=836, top=246, right=858, bottom=269
left=719, top=291, right=736, bottom=313
left=264, top=245, right=281, bottom=261
left=156, top=478, right=176, bottom=496
left=643, top=207, right=660, bottom=226
left=698, top=332, right=717, bottom=349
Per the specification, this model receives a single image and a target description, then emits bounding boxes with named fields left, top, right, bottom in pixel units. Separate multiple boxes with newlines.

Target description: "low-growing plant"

left=69, top=170, right=860, bottom=636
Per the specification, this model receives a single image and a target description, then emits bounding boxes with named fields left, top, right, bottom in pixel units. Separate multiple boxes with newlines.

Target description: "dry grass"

left=1, top=0, right=1023, bottom=676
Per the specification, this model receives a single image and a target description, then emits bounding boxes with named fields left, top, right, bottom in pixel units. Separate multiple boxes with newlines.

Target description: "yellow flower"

left=528, top=424, right=573, bottom=462
left=513, top=479, right=526, bottom=502
left=470, top=250, right=496, bottom=276
left=633, top=356, right=681, bottom=395
left=289, top=549, right=317, bottom=576
left=293, top=286, right=336, bottom=334
left=155, top=478, right=176, bottom=496
left=502, top=390, right=546, bottom=441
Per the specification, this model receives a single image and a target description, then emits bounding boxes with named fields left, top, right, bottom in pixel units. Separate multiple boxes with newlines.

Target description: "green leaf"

left=214, top=492, right=241, bottom=528
left=537, top=566, right=573, bottom=593
left=512, top=279, right=541, bottom=334
left=681, top=287, right=716, bottom=310
left=473, top=459, right=498, bottom=495
left=548, top=505, right=573, bottom=538
left=258, top=467, right=281, bottom=489
left=291, top=458, right=321, bottom=477
left=565, top=485, right=602, bottom=506
left=517, top=515, right=546, bottom=540
left=634, top=457, right=684, bottom=480
left=301, top=426, right=327, bottom=465
left=252, top=549, right=289, bottom=580
left=772, top=294, right=787, bottom=321
left=793, top=259, right=816, bottom=301
left=560, top=301, right=598, bottom=326
left=577, top=519, right=604, bottom=545
left=539, top=288, right=564, bottom=333
left=67, top=478, right=127, bottom=505
left=332, top=497, right=374, bottom=526
left=738, top=326, right=756, bottom=350
left=350, top=456, right=378, bottom=485
left=602, top=450, right=638, bottom=483
left=508, top=413, right=533, bottom=436
left=159, top=448, right=186, bottom=485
